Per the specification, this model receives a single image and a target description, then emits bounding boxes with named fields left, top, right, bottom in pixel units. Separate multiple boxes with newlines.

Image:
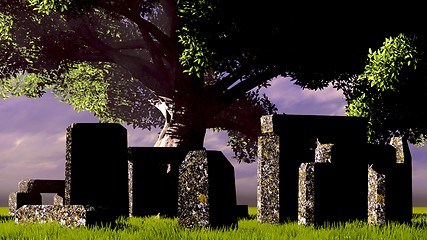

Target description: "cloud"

left=0, top=80, right=426, bottom=207
left=126, top=126, right=159, bottom=147
left=261, top=76, right=347, bottom=116
left=0, top=93, right=98, bottom=135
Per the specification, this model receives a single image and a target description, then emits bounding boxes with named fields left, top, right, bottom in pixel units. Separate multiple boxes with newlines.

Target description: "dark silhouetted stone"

left=65, top=123, right=129, bottom=220
left=258, top=114, right=368, bottom=223
left=178, top=150, right=237, bottom=229
left=128, top=147, right=189, bottom=217
left=368, top=137, right=412, bottom=225
left=8, top=192, right=41, bottom=216
left=236, top=205, right=249, bottom=219
left=18, top=179, right=65, bottom=196
left=298, top=142, right=369, bottom=225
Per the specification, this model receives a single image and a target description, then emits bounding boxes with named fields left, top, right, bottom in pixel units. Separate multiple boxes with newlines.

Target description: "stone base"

left=15, top=205, right=95, bottom=228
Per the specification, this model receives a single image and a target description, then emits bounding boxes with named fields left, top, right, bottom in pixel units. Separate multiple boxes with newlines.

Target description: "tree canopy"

left=1, top=0, right=424, bottom=162
left=340, top=33, right=427, bottom=145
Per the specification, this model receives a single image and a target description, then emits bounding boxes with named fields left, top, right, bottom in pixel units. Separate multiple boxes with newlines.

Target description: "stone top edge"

left=260, top=114, right=367, bottom=133
left=68, top=123, right=126, bottom=127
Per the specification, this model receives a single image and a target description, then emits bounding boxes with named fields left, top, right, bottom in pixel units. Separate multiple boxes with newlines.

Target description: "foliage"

left=342, top=33, right=427, bottom=145
left=2, top=0, right=422, bottom=161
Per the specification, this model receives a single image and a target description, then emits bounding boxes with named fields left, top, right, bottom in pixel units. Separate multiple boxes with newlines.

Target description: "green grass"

left=0, top=207, right=426, bottom=239
left=0, top=207, right=8, bottom=216
left=413, top=207, right=427, bottom=214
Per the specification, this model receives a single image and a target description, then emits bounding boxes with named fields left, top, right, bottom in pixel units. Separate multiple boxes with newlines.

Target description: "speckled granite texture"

left=368, top=165, right=386, bottom=225
left=54, top=194, right=64, bottom=206
left=314, top=141, right=334, bottom=163
left=177, top=150, right=237, bottom=229
left=178, top=150, right=210, bottom=229
left=257, top=133, right=280, bottom=223
left=390, top=137, right=404, bottom=163
left=298, top=162, right=315, bottom=226
left=15, top=205, right=95, bottom=227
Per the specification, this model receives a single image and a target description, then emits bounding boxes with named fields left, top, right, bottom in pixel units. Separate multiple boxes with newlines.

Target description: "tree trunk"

left=154, top=73, right=207, bottom=149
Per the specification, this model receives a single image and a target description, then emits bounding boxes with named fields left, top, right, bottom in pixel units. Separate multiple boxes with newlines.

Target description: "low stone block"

left=15, top=205, right=95, bottom=228
left=177, top=150, right=237, bottom=229
left=8, top=192, right=42, bottom=216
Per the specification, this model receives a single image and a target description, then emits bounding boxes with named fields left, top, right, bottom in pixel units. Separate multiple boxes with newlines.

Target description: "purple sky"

left=0, top=76, right=426, bottom=206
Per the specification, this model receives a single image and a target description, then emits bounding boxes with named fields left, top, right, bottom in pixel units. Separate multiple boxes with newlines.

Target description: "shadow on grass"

left=0, top=215, right=14, bottom=222
left=412, top=213, right=427, bottom=228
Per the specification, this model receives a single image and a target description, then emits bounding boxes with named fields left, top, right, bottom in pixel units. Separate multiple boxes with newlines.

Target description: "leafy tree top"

left=2, top=0, right=424, bottom=161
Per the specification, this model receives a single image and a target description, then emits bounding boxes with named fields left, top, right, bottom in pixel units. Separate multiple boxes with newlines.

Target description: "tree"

left=1, top=0, right=418, bottom=162
left=339, top=33, right=427, bottom=146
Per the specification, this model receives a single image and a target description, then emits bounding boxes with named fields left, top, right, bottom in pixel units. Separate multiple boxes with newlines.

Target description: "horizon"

left=0, top=76, right=426, bottom=207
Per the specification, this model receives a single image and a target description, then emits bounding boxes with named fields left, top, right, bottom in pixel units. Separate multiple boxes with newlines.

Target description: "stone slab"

left=128, top=147, right=189, bottom=217
left=65, top=123, right=129, bottom=218
left=15, top=205, right=95, bottom=228
left=257, top=114, right=368, bottom=223
left=177, top=150, right=237, bottom=229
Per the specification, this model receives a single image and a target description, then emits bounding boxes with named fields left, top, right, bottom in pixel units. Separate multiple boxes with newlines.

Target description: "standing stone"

left=177, top=150, right=237, bottom=229
left=388, top=137, right=412, bottom=223
left=368, top=164, right=386, bottom=225
left=298, top=141, right=333, bottom=226
left=298, top=162, right=315, bottom=226
left=128, top=147, right=189, bottom=217
left=367, top=138, right=412, bottom=224
left=298, top=142, right=368, bottom=225
left=257, top=114, right=367, bottom=223
left=65, top=123, right=129, bottom=220
left=257, top=133, right=280, bottom=223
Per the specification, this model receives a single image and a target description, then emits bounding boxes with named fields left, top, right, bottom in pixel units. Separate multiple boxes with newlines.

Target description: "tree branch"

left=68, top=52, right=111, bottom=62
left=97, top=1, right=175, bottom=57
left=207, top=117, right=259, bottom=138
left=68, top=17, right=173, bottom=98
left=221, top=68, right=279, bottom=106
left=96, top=1, right=176, bottom=93
left=160, top=0, right=179, bottom=38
